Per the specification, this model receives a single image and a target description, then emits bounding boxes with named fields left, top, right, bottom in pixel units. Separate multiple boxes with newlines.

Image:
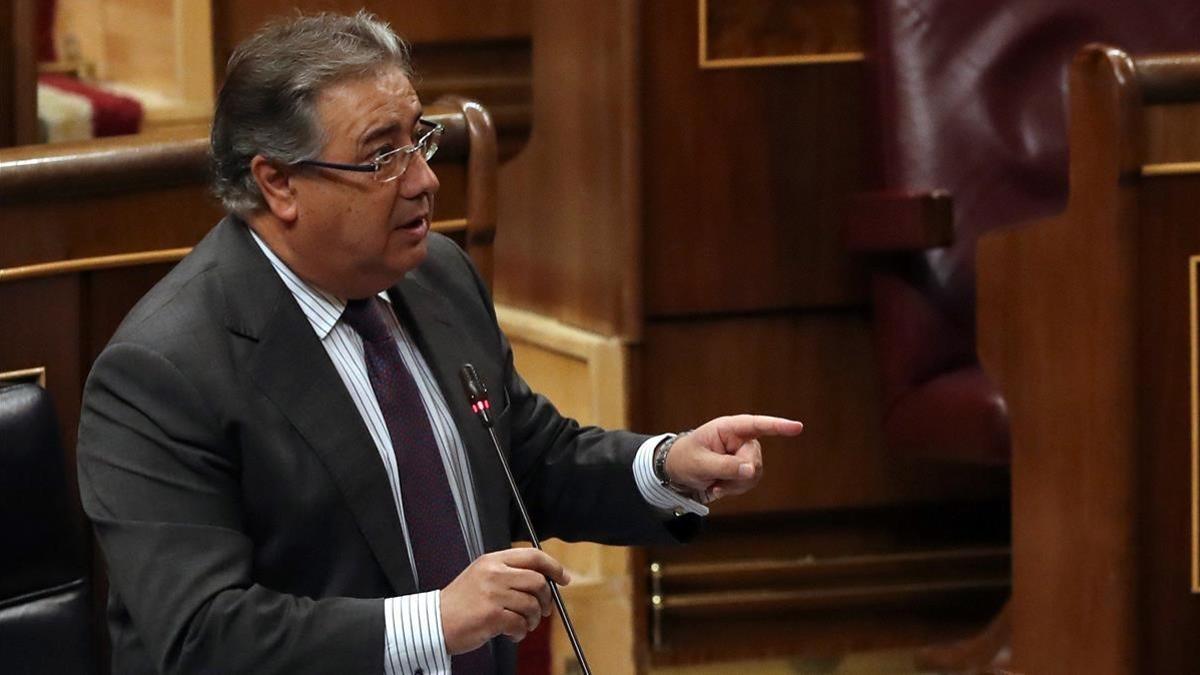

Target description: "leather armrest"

left=846, top=189, right=955, bottom=252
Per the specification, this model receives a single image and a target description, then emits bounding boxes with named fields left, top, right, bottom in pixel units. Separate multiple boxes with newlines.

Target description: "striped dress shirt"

left=251, top=231, right=704, bottom=674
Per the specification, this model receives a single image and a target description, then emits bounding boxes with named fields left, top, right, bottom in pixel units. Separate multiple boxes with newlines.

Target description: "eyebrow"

left=357, top=109, right=425, bottom=152
left=358, top=123, right=403, bottom=152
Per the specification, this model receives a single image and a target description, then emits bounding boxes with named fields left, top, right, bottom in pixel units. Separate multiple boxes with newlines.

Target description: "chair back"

left=0, top=383, right=94, bottom=674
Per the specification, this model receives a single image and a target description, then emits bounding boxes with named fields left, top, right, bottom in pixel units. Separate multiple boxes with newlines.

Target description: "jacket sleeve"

left=78, top=341, right=384, bottom=674
left=441, top=240, right=702, bottom=546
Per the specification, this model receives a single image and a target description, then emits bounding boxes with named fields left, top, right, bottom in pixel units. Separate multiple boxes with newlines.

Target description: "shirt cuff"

left=633, top=433, right=709, bottom=517
left=384, top=592, right=450, bottom=675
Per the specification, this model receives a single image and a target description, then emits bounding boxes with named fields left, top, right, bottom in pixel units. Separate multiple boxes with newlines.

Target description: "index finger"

left=719, top=415, right=804, bottom=442
left=499, top=547, right=571, bottom=585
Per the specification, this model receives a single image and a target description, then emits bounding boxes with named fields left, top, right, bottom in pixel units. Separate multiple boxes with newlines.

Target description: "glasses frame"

left=291, top=118, right=443, bottom=183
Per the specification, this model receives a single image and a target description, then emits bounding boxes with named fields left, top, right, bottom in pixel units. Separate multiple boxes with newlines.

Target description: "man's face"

left=284, top=67, right=439, bottom=299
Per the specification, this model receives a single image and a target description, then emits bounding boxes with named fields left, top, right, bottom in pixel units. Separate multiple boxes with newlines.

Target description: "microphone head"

left=459, top=364, right=486, bottom=402
left=459, top=363, right=493, bottom=426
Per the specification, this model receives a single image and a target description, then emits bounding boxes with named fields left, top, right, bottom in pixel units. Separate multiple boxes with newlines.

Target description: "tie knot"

left=342, top=298, right=391, bottom=344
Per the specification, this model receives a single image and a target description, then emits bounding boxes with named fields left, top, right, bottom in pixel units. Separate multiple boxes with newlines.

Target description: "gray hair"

left=210, top=11, right=412, bottom=214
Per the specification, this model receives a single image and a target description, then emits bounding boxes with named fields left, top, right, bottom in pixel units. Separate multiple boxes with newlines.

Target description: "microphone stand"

left=459, top=364, right=593, bottom=675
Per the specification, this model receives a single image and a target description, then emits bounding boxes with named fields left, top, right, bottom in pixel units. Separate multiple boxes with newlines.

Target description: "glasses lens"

left=373, top=123, right=442, bottom=183
left=372, top=149, right=403, bottom=183
left=421, top=126, right=442, bottom=161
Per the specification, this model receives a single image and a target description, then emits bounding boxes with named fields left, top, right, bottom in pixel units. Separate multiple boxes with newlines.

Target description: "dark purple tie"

left=342, top=298, right=494, bottom=673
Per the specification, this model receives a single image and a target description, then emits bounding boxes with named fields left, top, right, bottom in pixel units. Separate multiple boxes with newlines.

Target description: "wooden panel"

left=510, top=338, right=592, bottom=426
left=494, top=0, right=642, bottom=338
left=642, top=0, right=868, bottom=317
left=701, top=0, right=864, bottom=66
left=1143, top=101, right=1200, bottom=165
left=498, top=304, right=638, bottom=675
left=0, top=275, right=84, bottom=458
left=0, top=187, right=220, bottom=267
left=411, top=41, right=531, bottom=160
left=1135, top=174, right=1200, bottom=674
left=640, top=314, right=1007, bottom=514
left=54, top=0, right=108, bottom=77
left=99, top=0, right=175, bottom=92
left=211, top=0, right=530, bottom=60
left=0, top=0, right=38, bottom=147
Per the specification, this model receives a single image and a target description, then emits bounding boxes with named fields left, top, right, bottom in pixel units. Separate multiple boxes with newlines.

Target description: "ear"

left=250, top=155, right=299, bottom=223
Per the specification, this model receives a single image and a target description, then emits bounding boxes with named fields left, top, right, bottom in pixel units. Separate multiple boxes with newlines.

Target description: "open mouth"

left=397, top=215, right=428, bottom=231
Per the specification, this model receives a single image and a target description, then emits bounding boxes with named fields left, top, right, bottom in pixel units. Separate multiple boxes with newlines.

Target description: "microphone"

left=458, top=364, right=592, bottom=675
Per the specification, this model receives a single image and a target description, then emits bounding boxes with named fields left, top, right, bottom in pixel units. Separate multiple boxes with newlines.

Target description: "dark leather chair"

left=0, top=383, right=94, bottom=674
left=850, top=0, right=1200, bottom=465
left=849, top=1, right=1200, bottom=668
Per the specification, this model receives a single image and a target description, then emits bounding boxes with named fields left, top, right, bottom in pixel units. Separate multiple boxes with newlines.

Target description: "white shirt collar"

left=248, top=227, right=390, bottom=340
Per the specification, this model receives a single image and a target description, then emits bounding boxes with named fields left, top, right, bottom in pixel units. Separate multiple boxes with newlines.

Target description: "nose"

left=399, top=152, right=439, bottom=199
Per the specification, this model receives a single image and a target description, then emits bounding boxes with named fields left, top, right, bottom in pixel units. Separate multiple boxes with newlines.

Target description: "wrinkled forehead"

left=313, top=67, right=422, bottom=144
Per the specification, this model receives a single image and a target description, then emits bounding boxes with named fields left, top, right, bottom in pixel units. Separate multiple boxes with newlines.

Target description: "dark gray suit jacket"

left=77, top=218, right=690, bottom=674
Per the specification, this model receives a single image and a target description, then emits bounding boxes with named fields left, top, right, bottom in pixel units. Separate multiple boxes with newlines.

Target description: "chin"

left=387, top=242, right=429, bottom=278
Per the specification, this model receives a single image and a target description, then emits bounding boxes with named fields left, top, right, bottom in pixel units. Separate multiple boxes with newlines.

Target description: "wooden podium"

left=978, top=44, right=1200, bottom=673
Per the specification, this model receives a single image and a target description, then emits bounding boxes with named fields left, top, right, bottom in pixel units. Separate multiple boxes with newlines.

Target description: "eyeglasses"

left=291, top=118, right=443, bottom=183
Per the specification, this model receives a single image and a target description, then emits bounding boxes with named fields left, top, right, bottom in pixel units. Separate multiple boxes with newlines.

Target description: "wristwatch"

left=652, top=431, right=689, bottom=489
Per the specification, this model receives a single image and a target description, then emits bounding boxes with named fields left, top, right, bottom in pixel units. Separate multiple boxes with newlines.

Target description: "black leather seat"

left=0, top=383, right=94, bottom=674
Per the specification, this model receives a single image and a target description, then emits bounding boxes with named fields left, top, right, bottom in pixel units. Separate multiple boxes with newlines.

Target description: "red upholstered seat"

left=854, top=0, right=1200, bottom=463
left=34, top=0, right=144, bottom=139
left=38, top=73, right=143, bottom=138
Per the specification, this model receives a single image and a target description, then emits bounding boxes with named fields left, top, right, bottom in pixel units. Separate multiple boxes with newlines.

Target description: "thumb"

left=688, top=449, right=748, bottom=482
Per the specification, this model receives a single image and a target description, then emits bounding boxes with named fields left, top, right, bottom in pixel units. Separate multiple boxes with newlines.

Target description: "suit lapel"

left=215, top=220, right=416, bottom=594
left=390, top=279, right=512, bottom=555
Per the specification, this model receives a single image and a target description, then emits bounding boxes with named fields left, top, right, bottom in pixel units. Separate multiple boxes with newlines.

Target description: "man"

left=77, top=11, right=803, bottom=675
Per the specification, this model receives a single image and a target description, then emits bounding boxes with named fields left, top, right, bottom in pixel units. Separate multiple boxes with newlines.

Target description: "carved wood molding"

left=697, top=0, right=864, bottom=70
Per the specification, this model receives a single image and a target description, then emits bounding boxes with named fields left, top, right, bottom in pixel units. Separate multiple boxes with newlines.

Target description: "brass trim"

left=433, top=218, right=468, bottom=233
left=697, top=0, right=865, bottom=70
left=0, top=367, right=47, bottom=387
left=657, top=545, right=1010, bottom=578
left=1143, top=161, right=1200, bottom=177
left=657, top=577, right=1012, bottom=611
left=701, top=53, right=865, bottom=69
left=0, top=248, right=192, bottom=283
left=0, top=219, right=470, bottom=283
left=1191, top=254, right=1200, bottom=592
left=650, top=561, right=665, bottom=650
